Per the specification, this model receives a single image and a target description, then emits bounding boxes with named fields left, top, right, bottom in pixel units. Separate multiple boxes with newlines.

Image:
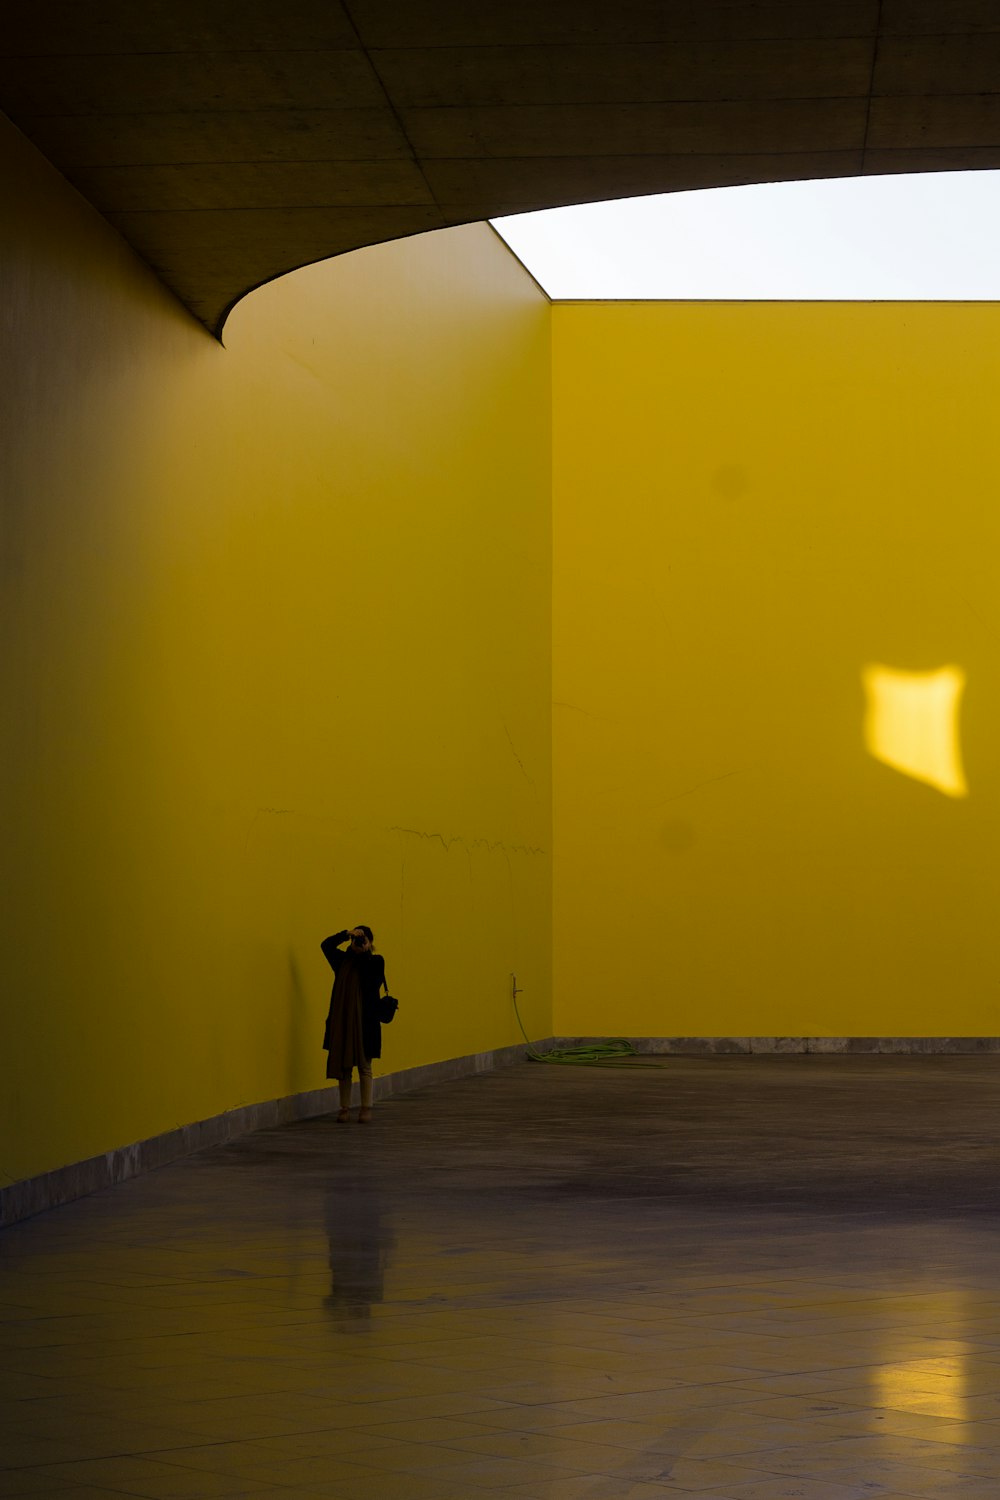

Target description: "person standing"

left=321, top=926, right=387, bottom=1123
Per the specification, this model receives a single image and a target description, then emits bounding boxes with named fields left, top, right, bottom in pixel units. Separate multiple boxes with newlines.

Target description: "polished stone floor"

left=6, top=1057, right=1000, bottom=1498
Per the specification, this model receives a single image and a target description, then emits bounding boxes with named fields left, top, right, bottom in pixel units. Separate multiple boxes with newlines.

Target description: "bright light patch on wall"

left=862, top=665, right=968, bottom=798
left=492, top=173, right=1000, bottom=300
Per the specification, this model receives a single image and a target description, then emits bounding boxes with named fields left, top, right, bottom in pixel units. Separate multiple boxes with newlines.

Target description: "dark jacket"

left=321, top=932, right=387, bottom=1063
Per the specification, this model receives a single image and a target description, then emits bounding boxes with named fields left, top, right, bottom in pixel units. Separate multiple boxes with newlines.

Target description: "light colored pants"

left=338, top=1062, right=373, bottom=1109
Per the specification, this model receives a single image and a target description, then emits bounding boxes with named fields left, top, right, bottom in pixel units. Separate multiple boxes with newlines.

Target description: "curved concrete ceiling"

left=4, top=2, right=1000, bottom=334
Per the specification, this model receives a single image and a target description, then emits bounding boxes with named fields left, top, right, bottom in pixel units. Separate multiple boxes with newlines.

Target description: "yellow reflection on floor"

left=874, top=1349, right=969, bottom=1423
left=862, top=663, right=968, bottom=797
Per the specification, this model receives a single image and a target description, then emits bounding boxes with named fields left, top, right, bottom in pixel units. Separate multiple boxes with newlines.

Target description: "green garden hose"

left=512, top=992, right=667, bottom=1068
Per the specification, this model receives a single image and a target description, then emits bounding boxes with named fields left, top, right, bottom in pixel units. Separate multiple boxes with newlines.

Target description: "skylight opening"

left=491, top=173, right=1000, bottom=301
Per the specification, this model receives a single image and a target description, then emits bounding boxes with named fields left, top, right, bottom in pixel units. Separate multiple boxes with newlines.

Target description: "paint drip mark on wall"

left=388, top=826, right=546, bottom=858
left=501, top=718, right=534, bottom=785
left=661, top=767, right=753, bottom=804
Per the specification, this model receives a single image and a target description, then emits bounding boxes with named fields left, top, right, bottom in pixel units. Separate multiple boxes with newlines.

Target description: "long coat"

left=321, top=932, right=386, bottom=1076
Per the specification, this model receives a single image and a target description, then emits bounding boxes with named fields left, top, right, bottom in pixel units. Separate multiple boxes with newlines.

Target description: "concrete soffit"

left=4, top=2, right=1000, bottom=332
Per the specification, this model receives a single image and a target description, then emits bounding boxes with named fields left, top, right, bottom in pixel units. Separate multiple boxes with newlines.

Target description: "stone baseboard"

left=0, top=1037, right=544, bottom=1228
left=7, top=1036, right=999, bottom=1227
left=554, top=1036, right=1000, bottom=1056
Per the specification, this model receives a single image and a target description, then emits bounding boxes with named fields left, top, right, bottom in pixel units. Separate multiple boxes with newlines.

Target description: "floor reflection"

left=5, top=1059, right=1000, bottom=1497
left=323, top=1177, right=395, bottom=1325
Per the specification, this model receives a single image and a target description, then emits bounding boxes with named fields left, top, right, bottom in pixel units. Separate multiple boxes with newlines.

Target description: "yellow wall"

left=553, top=301, right=1000, bottom=1039
left=10, top=106, right=1000, bottom=1192
left=1, top=115, right=551, bottom=1186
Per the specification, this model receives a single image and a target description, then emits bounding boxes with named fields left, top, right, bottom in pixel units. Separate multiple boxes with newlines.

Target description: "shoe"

left=358, top=1107, right=373, bottom=1124
left=336, top=1108, right=351, bottom=1124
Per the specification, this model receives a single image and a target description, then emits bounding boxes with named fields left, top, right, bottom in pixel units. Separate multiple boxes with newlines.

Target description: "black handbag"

left=376, top=984, right=399, bottom=1024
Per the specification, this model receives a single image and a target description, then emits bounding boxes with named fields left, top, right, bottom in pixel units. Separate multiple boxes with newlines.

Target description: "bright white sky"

left=491, top=173, right=1000, bottom=300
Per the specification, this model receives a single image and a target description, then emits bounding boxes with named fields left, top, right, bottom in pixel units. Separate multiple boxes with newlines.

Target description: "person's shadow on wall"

left=286, top=950, right=314, bottom=1096
left=323, top=1179, right=396, bottom=1326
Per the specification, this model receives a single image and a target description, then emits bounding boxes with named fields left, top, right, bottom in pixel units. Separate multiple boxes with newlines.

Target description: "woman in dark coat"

left=321, top=926, right=387, bottom=1123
